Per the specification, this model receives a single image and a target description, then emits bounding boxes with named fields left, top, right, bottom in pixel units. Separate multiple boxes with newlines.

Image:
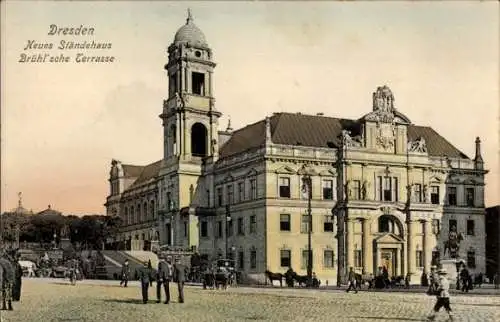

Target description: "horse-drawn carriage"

left=202, top=259, right=238, bottom=290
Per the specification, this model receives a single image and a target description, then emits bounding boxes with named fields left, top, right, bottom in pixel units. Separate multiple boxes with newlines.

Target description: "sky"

left=1, top=1, right=498, bottom=214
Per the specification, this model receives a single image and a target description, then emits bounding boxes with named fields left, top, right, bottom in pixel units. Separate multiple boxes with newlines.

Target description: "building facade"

left=485, top=205, right=499, bottom=280
left=105, top=11, right=488, bottom=285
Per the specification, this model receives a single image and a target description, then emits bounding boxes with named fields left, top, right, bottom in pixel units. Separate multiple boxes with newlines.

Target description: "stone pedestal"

left=440, top=259, right=459, bottom=285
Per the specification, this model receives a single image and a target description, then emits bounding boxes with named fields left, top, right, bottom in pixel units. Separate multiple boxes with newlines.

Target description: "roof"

left=125, top=160, right=162, bottom=190
left=37, top=205, right=62, bottom=216
left=173, top=10, right=207, bottom=47
left=219, top=112, right=469, bottom=159
left=122, top=164, right=144, bottom=178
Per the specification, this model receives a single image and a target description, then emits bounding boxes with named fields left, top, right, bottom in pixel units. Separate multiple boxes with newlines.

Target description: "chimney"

left=474, top=137, right=484, bottom=170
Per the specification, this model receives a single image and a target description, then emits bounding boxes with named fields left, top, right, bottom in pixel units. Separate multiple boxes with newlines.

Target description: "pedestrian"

left=426, top=268, right=453, bottom=321
left=120, top=260, right=130, bottom=287
left=156, top=255, right=171, bottom=304
left=346, top=267, right=358, bottom=293
left=138, top=260, right=153, bottom=304
left=173, top=258, right=186, bottom=303
left=12, top=253, right=22, bottom=301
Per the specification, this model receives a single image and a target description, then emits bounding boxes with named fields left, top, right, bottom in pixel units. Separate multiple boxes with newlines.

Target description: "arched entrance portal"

left=374, top=214, right=404, bottom=277
left=191, top=123, right=208, bottom=157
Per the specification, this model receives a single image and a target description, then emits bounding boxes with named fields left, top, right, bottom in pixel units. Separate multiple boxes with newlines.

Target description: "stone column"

left=396, top=246, right=402, bottom=276
left=346, top=218, right=355, bottom=270
left=407, top=220, right=416, bottom=275
left=362, top=219, right=372, bottom=274
left=423, top=220, right=432, bottom=273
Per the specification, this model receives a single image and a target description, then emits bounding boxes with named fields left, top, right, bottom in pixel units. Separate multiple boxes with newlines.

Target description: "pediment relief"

left=375, top=233, right=404, bottom=244
left=245, top=168, right=257, bottom=177
left=463, top=178, right=476, bottom=185
left=319, top=169, right=337, bottom=177
left=223, top=173, right=234, bottom=183
left=429, top=175, right=443, bottom=183
left=297, top=166, right=318, bottom=176
left=275, top=165, right=296, bottom=175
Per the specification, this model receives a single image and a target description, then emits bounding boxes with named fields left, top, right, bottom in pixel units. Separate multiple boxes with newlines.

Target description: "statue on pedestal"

left=443, top=225, right=463, bottom=259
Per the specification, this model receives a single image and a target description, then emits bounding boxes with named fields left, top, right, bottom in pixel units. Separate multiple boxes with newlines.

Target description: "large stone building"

left=105, top=11, right=488, bottom=285
left=485, top=205, right=500, bottom=280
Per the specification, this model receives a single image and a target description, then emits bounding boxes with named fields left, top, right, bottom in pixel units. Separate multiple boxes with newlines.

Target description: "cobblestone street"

left=2, top=279, right=500, bottom=322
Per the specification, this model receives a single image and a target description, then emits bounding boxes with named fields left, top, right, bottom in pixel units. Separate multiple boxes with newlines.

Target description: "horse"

left=265, top=270, right=284, bottom=287
left=0, top=251, right=16, bottom=311
left=292, top=272, right=308, bottom=287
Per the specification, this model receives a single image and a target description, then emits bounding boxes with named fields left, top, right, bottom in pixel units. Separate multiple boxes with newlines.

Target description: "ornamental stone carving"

left=361, top=180, right=370, bottom=200
left=408, top=136, right=427, bottom=153
left=341, top=130, right=362, bottom=148
left=375, top=124, right=395, bottom=150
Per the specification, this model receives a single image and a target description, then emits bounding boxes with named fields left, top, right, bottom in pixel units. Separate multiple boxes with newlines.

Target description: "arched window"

left=378, top=215, right=397, bottom=233
left=124, top=207, right=129, bottom=225
left=150, top=200, right=155, bottom=219
left=136, top=205, right=140, bottom=223
left=143, top=202, right=148, bottom=222
left=129, top=207, right=134, bottom=225
left=191, top=123, right=208, bottom=157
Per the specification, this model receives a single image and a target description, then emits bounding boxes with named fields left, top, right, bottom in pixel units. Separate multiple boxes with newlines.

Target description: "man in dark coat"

left=120, top=260, right=130, bottom=287
left=138, top=261, right=153, bottom=304
left=346, top=267, right=358, bottom=293
left=156, top=255, right=171, bottom=304
left=173, top=258, right=186, bottom=303
left=12, top=253, right=22, bottom=301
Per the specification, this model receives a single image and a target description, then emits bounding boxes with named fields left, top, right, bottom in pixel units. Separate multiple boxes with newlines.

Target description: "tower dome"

left=173, top=9, right=208, bottom=47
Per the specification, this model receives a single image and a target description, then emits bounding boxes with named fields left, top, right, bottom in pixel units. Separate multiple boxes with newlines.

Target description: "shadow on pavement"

left=348, top=317, right=424, bottom=321
left=102, top=299, right=148, bottom=304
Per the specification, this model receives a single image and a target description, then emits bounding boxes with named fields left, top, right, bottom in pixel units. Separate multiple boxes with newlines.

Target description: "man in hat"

left=427, top=268, right=453, bottom=321
left=120, top=259, right=130, bottom=287
left=138, top=260, right=153, bottom=304
left=156, top=255, right=171, bottom=304
left=173, top=257, right=186, bottom=303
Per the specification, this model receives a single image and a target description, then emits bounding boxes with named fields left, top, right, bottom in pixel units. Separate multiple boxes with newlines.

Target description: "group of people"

left=119, top=256, right=187, bottom=304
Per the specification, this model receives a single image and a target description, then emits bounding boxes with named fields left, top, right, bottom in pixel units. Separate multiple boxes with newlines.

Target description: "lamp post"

left=225, top=205, right=231, bottom=258
left=301, top=166, right=313, bottom=287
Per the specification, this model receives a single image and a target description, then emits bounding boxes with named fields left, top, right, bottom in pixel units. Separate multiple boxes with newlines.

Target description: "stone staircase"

left=124, top=251, right=159, bottom=271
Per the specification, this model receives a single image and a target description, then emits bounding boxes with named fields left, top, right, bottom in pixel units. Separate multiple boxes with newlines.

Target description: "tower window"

left=191, top=122, right=208, bottom=157
left=195, top=51, right=201, bottom=58
left=169, top=75, right=177, bottom=96
left=192, top=72, right=205, bottom=95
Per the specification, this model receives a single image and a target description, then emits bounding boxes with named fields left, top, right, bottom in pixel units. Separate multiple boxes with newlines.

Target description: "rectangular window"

left=216, top=221, right=223, bottom=238
left=430, top=186, right=440, bottom=204
left=238, top=182, right=245, bottom=203
left=376, top=176, right=382, bottom=201
left=322, top=179, right=333, bottom=200
left=169, top=75, right=177, bottom=96
left=250, top=179, right=257, bottom=200
left=191, top=72, right=205, bottom=95
left=393, top=177, right=399, bottom=202
left=279, top=177, right=291, bottom=198
left=280, top=214, right=291, bottom=231
left=184, top=222, right=188, bottom=237
left=467, top=251, right=476, bottom=268
left=216, top=187, right=223, bottom=207
left=383, top=177, right=392, bottom=201
left=414, top=184, right=422, bottom=203
left=416, top=250, right=424, bottom=268
left=238, top=251, right=244, bottom=270
left=167, top=192, right=172, bottom=210
left=200, top=221, right=208, bottom=237
left=227, top=220, right=233, bottom=237
left=352, top=180, right=361, bottom=200
left=237, top=217, right=244, bottom=235
left=466, top=188, right=475, bottom=207
left=301, top=215, right=311, bottom=233
left=323, top=250, right=334, bottom=268
left=354, top=250, right=362, bottom=268
left=280, top=250, right=291, bottom=268
left=467, top=220, right=475, bottom=236
left=301, top=250, right=312, bottom=269
left=449, top=219, right=457, bottom=231
left=323, top=215, right=334, bottom=232
left=227, top=185, right=233, bottom=205
left=250, top=215, right=257, bottom=234
left=250, top=249, right=257, bottom=269
left=447, top=187, right=457, bottom=206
